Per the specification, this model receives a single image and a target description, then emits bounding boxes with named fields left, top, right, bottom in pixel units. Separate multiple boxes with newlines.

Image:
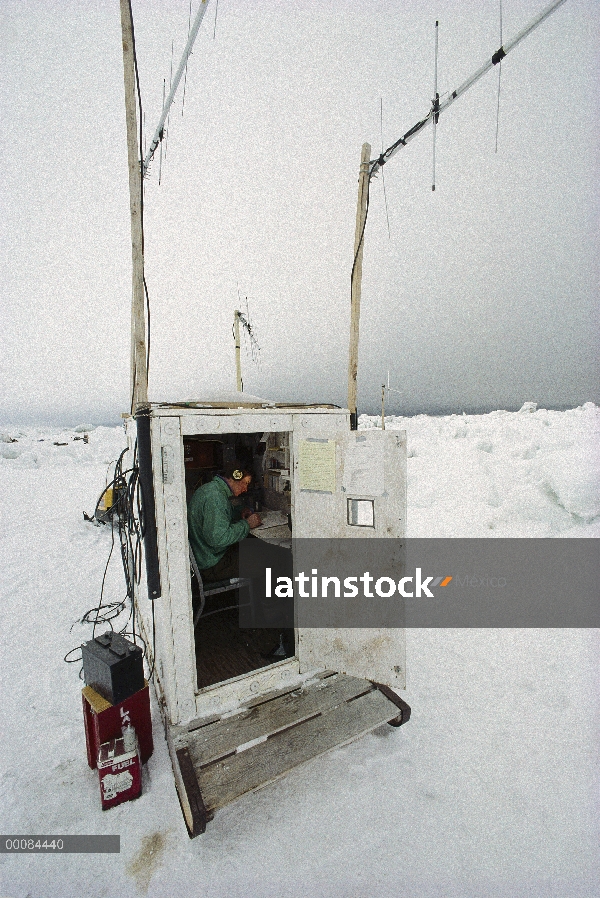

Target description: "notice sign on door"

left=299, top=439, right=336, bottom=493
left=342, top=434, right=384, bottom=496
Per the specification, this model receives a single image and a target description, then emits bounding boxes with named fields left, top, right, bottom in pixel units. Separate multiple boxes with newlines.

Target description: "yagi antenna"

left=233, top=303, right=260, bottom=392
left=348, top=0, right=568, bottom=429
left=143, top=0, right=212, bottom=176
left=369, top=0, right=567, bottom=182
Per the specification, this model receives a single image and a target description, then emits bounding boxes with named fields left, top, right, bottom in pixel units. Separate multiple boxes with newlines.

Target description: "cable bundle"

left=65, top=444, right=154, bottom=679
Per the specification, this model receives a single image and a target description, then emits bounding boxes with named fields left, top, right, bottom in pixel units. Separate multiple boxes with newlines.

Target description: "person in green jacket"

left=188, top=463, right=262, bottom=582
left=189, top=462, right=294, bottom=658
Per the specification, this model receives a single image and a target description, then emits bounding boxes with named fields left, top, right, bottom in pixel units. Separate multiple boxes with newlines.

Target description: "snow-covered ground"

left=361, top=402, right=600, bottom=538
left=0, top=405, right=598, bottom=897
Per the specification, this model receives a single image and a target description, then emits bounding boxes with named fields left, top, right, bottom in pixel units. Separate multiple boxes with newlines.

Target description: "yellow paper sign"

left=299, top=440, right=336, bottom=493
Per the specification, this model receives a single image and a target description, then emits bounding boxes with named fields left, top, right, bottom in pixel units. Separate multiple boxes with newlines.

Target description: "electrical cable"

left=144, top=275, right=151, bottom=379
left=350, top=173, right=370, bottom=290
left=64, top=442, right=156, bottom=680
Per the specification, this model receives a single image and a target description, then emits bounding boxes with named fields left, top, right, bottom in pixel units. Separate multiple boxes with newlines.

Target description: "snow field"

left=0, top=407, right=598, bottom=897
left=359, top=402, right=600, bottom=536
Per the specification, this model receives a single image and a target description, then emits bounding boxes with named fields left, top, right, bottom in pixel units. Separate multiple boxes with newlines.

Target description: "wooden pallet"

left=168, top=672, right=410, bottom=836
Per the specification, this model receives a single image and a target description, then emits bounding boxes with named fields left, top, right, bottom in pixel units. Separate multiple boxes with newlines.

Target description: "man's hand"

left=245, top=512, right=262, bottom=529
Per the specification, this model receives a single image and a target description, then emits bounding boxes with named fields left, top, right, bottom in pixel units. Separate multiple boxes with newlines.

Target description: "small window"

left=347, top=498, right=375, bottom=528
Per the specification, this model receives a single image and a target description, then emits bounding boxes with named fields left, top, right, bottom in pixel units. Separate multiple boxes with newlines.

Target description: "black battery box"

left=81, top=632, right=144, bottom=705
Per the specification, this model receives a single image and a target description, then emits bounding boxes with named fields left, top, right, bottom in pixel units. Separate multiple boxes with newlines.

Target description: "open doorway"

left=184, top=430, right=293, bottom=690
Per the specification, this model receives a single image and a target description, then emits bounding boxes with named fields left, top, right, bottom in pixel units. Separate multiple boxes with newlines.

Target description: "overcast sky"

left=1, top=0, right=598, bottom=423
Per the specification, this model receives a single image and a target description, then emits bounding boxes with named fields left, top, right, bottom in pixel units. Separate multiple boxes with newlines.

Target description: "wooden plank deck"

left=187, top=673, right=372, bottom=768
left=173, top=673, right=406, bottom=820
left=200, top=688, right=397, bottom=812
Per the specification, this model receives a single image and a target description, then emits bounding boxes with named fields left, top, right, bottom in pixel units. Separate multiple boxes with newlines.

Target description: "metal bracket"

left=370, top=681, right=412, bottom=727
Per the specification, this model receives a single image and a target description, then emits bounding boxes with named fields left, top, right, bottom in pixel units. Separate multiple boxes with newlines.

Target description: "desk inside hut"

left=251, top=510, right=291, bottom=548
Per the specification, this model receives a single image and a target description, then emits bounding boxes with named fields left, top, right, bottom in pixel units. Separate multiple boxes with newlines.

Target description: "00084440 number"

left=0, top=835, right=119, bottom=853
left=3, top=838, right=63, bottom=851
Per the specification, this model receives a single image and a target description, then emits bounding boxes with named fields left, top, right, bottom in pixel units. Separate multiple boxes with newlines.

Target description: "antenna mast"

left=348, top=143, right=371, bottom=430
left=120, top=0, right=148, bottom=411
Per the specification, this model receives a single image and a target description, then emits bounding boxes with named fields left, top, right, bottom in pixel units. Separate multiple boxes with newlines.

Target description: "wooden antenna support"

left=120, top=0, right=148, bottom=412
left=348, top=142, right=371, bottom=430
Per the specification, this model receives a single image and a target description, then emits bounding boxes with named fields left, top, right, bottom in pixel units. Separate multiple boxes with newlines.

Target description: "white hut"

left=128, top=396, right=409, bottom=835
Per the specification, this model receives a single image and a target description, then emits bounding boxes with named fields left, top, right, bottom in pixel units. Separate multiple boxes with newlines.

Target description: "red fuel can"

left=82, top=682, right=153, bottom=769
left=97, top=727, right=142, bottom=810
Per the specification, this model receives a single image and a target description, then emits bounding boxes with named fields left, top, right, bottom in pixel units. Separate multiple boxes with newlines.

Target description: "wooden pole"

left=381, top=384, right=386, bottom=430
left=234, top=310, right=243, bottom=391
left=347, top=142, right=371, bottom=430
left=120, top=0, right=148, bottom=412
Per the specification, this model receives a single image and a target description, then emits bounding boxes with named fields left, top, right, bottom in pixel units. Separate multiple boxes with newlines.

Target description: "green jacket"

left=188, top=476, right=250, bottom=570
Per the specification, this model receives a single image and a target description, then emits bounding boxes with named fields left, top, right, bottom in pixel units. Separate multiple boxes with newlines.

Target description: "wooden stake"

left=348, top=142, right=371, bottom=430
left=120, top=0, right=148, bottom=411
left=234, top=310, right=242, bottom=392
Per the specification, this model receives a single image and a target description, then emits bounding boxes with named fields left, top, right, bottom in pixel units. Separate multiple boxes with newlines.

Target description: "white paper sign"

left=342, top=435, right=384, bottom=495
